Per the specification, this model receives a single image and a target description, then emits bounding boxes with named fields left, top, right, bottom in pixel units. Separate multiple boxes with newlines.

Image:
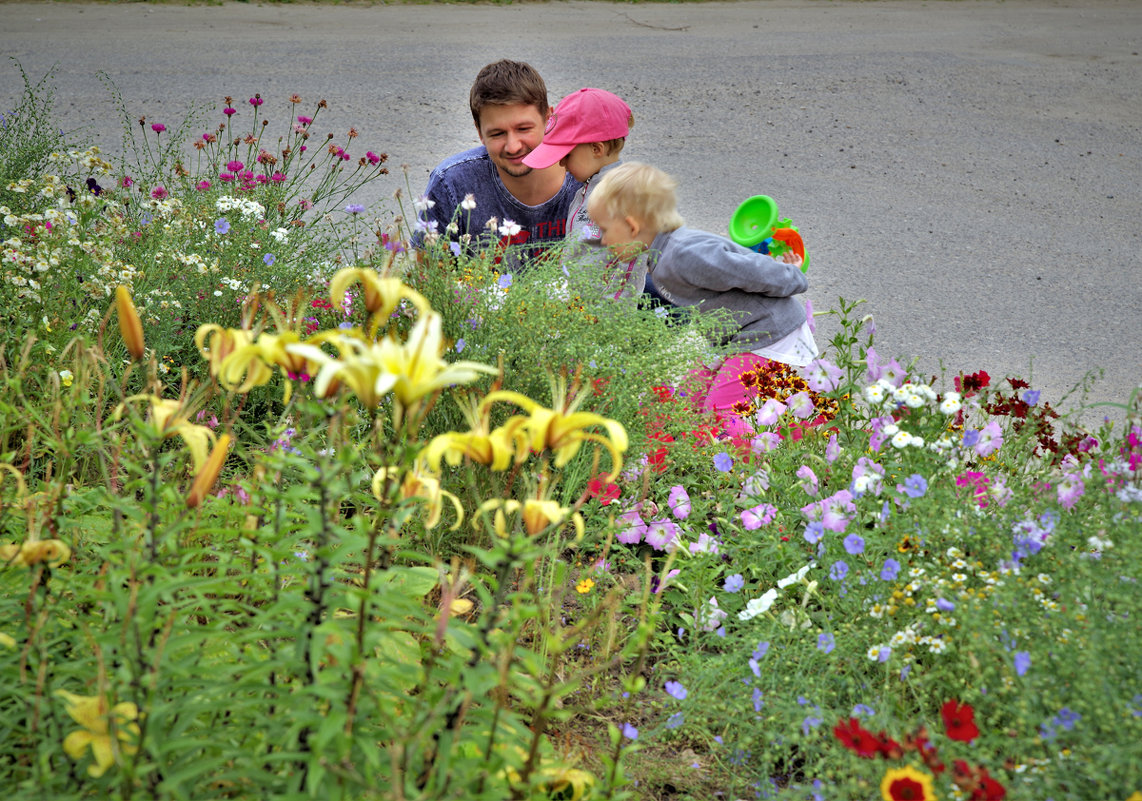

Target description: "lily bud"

left=187, top=433, right=231, bottom=508
left=115, top=286, right=146, bottom=360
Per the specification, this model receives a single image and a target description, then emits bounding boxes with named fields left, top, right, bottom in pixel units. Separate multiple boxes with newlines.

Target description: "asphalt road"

left=2, top=0, right=1139, bottom=424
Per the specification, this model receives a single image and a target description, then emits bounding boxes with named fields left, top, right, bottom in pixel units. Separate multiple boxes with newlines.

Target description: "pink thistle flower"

left=150, top=185, right=168, bottom=200
left=195, top=180, right=211, bottom=191
left=299, top=199, right=313, bottom=210
left=151, top=123, right=166, bottom=133
left=297, top=115, right=313, bottom=125
left=271, top=172, right=287, bottom=183
left=120, top=175, right=134, bottom=188
left=255, top=174, right=268, bottom=184
left=366, top=151, right=381, bottom=165
left=223, top=107, right=237, bottom=116
left=226, top=160, right=245, bottom=172
left=219, top=172, right=235, bottom=183
left=249, top=96, right=264, bottom=107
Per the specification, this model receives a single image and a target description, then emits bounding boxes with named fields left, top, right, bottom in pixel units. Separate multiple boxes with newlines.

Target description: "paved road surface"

left=2, top=0, right=1139, bottom=423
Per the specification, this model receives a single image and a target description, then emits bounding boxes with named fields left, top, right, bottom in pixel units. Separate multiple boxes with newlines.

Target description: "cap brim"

left=522, top=141, right=575, bottom=170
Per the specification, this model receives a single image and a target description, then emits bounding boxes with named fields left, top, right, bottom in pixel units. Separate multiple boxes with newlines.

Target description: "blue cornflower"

left=666, top=713, right=684, bottom=730
left=665, top=680, right=688, bottom=701
left=1054, top=707, right=1081, bottom=731
left=829, top=561, right=849, bottom=581
left=621, top=723, right=638, bottom=740
left=214, top=218, right=230, bottom=235
left=936, top=598, right=956, bottom=612
left=880, top=558, right=901, bottom=581
left=263, top=252, right=276, bottom=266
left=843, top=534, right=865, bottom=555
left=344, top=203, right=366, bottom=214
left=1014, top=651, right=1031, bottom=676
left=713, top=452, right=734, bottom=472
left=753, top=641, right=770, bottom=660
left=852, top=703, right=875, bottom=717
left=752, top=687, right=764, bottom=712
left=455, top=338, right=466, bottom=353
left=817, top=632, right=836, bottom=653
left=723, top=573, right=745, bottom=593
left=802, top=715, right=823, bottom=735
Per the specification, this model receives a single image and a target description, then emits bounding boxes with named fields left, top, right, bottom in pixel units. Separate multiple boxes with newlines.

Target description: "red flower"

left=941, top=700, right=980, bottom=743
left=833, top=718, right=883, bottom=758
left=952, top=760, right=1007, bottom=800
left=587, top=475, right=621, bottom=506
left=955, top=370, right=991, bottom=394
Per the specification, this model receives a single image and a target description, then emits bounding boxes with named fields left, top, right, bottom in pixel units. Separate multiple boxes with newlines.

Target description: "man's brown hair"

left=469, top=59, right=551, bottom=128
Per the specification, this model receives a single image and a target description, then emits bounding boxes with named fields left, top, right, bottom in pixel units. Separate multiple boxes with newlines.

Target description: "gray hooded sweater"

left=645, top=226, right=809, bottom=348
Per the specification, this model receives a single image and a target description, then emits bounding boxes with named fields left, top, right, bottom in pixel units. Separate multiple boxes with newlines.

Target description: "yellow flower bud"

left=115, top=286, right=145, bottom=361
left=186, top=433, right=231, bottom=509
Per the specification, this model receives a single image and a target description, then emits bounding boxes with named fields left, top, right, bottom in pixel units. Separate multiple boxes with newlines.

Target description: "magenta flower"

left=974, top=420, right=1004, bottom=457
left=120, top=175, right=134, bottom=189
left=223, top=107, right=237, bottom=116
left=616, top=511, right=647, bottom=545
left=741, top=503, right=776, bottom=530
left=804, top=358, right=843, bottom=393
left=249, top=96, right=264, bottom=107
left=195, top=180, right=211, bottom=191
left=825, top=433, right=841, bottom=463
left=271, top=172, right=287, bottom=183
left=226, top=160, right=245, bottom=172
left=297, top=115, right=313, bottom=125
left=151, top=123, right=166, bottom=133
left=219, top=172, right=235, bottom=183
left=1057, top=472, right=1085, bottom=510
left=366, top=151, right=382, bottom=165
left=645, top=519, right=680, bottom=552
left=150, top=185, right=168, bottom=200
left=755, top=398, right=786, bottom=427
left=796, top=465, right=819, bottom=497
left=668, top=485, right=691, bottom=519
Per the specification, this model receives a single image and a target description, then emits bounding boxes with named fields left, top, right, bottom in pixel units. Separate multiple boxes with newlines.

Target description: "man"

left=413, top=60, right=581, bottom=267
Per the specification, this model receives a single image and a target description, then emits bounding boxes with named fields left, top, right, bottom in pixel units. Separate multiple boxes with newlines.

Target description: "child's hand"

left=781, top=250, right=804, bottom=269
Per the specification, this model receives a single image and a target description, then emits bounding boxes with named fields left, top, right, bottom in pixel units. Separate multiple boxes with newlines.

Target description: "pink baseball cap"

left=522, top=88, right=632, bottom=169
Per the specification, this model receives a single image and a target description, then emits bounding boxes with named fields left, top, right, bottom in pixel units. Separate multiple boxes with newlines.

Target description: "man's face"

left=476, top=103, right=547, bottom=180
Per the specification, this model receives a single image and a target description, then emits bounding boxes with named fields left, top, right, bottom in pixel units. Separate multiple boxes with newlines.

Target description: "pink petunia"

left=616, top=511, right=647, bottom=545
left=741, top=503, right=777, bottom=530
left=645, top=519, right=680, bottom=552
left=668, top=485, right=691, bottom=520
left=974, top=421, right=1004, bottom=457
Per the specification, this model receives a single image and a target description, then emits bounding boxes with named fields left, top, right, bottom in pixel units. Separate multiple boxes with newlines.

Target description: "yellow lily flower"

left=195, top=324, right=259, bottom=382
left=537, top=766, right=595, bottom=801
left=55, top=690, right=141, bottom=778
left=420, top=394, right=528, bottom=472
left=328, top=265, right=431, bottom=333
left=286, top=334, right=399, bottom=410
left=372, top=464, right=463, bottom=530
left=0, top=538, right=71, bottom=568
left=475, top=498, right=583, bottom=539
left=482, top=389, right=628, bottom=480
left=126, top=395, right=216, bottom=473
left=377, top=311, right=497, bottom=410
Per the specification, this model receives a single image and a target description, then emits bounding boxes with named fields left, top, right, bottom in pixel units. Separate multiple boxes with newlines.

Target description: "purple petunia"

left=829, top=561, right=849, bottom=581
left=898, top=473, right=928, bottom=498
left=214, top=218, right=231, bottom=235
left=843, top=534, right=865, bottom=555
left=723, top=573, right=745, bottom=593
left=665, top=680, right=688, bottom=701
left=713, top=452, right=734, bottom=473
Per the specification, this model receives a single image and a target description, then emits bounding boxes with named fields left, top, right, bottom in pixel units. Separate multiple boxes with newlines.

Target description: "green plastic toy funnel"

left=728, top=195, right=779, bottom=250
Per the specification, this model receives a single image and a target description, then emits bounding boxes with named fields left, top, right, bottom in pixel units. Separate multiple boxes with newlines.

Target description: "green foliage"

left=3, top=65, right=1142, bottom=801
left=0, top=63, right=70, bottom=210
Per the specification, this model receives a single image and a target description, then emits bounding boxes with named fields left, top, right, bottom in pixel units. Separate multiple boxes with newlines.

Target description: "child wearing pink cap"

left=521, top=87, right=641, bottom=298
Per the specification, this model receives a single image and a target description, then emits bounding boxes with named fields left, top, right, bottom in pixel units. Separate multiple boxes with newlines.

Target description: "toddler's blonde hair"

left=587, top=161, right=685, bottom=233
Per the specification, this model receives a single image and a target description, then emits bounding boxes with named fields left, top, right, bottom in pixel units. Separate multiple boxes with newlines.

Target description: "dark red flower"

left=833, top=717, right=883, bottom=758
left=941, top=700, right=980, bottom=743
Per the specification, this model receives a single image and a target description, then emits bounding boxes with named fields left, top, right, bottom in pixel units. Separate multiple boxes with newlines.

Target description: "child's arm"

left=672, top=233, right=808, bottom=298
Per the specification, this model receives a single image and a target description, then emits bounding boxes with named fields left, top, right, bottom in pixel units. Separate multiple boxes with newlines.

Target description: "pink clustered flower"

left=297, top=115, right=313, bottom=125
left=151, top=123, right=166, bottom=133
left=802, top=489, right=856, bottom=533
left=150, top=185, right=168, bottom=200
left=223, top=107, right=237, bottom=116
